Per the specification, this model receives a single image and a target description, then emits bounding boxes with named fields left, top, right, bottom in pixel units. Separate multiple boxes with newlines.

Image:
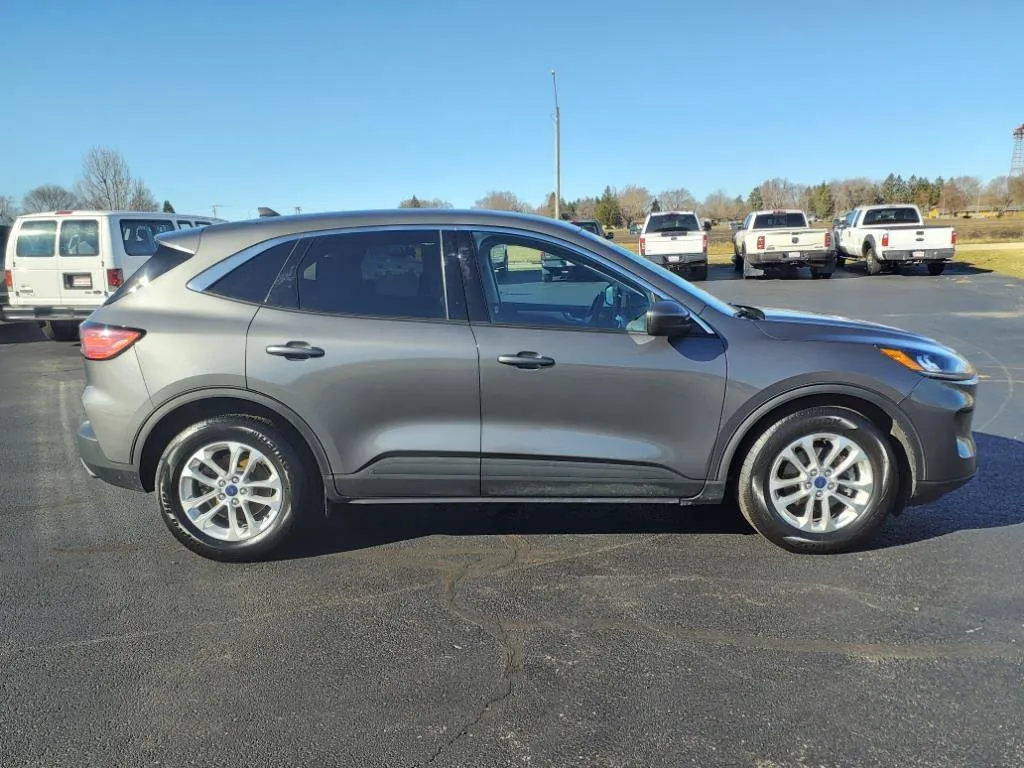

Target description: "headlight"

left=879, top=346, right=975, bottom=381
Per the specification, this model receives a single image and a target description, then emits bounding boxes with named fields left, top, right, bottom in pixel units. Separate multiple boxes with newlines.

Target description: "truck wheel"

left=865, top=246, right=882, bottom=276
left=732, top=254, right=742, bottom=272
left=810, top=267, right=832, bottom=279
left=927, top=262, right=946, bottom=276
left=39, top=321, right=80, bottom=342
left=691, top=264, right=708, bottom=281
left=835, top=255, right=846, bottom=269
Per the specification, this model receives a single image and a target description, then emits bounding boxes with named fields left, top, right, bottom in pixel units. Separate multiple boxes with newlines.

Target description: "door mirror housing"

left=646, top=300, right=693, bottom=337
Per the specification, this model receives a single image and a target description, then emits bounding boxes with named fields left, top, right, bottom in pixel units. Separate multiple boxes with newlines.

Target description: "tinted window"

left=207, top=241, right=295, bottom=304
left=59, top=220, right=99, bottom=255
left=645, top=213, right=700, bottom=233
left=862, top=207, right=922, bottom=225
left=752, top=212, right=807, bottom=228
left=194, top=221, right=212, bottom=227
left=473, top=233, right=649, bottom=332
left=104, top=244, right=192, bottom=305
left=121, top=219, right=176, bottom=257
left=573, top=220, right=602, bottom=235
left=291, top=230, right=445, bottom=320
left=176, top=220, right=194, bottom=229
left=16, top=221, right=57, bottom=257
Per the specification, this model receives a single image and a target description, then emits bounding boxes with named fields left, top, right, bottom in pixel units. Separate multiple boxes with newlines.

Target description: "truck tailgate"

left=884, top=227, right=953, bottom=251
left=759, top=229, right=828, bottom=252
left=641, top=231, right=704, bottom=256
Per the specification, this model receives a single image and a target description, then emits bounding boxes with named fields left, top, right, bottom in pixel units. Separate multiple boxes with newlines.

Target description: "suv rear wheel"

left=736, top=406, right=899, bottom=554
left=156, top=414, right=313, bottom=561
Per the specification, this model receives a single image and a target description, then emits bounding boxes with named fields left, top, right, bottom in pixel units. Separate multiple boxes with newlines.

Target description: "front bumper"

left=2, top=305, right=95, bottom=322
left=77, top=420, right=145, bottom=492
left=879, top=248, right=955, bottom=263
left=901, top=375, right=978, bottom=506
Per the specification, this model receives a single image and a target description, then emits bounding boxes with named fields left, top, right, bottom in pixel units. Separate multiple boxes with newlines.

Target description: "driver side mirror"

left=646, top=300, right=693, bottom=337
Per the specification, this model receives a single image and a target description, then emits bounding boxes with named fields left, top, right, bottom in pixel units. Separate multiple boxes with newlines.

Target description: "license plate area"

left=787, top=252, right=802, bottom=259
left=912, top=250, right=925, bottom=258
left=63, top=273, right=93, bottom=289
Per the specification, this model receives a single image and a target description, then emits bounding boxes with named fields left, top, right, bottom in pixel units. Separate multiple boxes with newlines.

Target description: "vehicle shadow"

left=878, top=431, right=1022, bottom=547
left=283, top=432, right=1016, bottom=559
left=0, top=322, right=47, bottom=344
left=284, top=498, right=754, bottom=559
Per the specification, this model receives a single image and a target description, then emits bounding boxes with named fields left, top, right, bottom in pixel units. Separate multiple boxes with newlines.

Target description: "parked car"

left=77, top=209, right=977, bottom=561
left=571, top=219, right=613, bottom=239
left=628, top=223, right=642, bottom=236
left=832, top=205, right=957, bottom=276
left=2, top=210, right=225, bottom=340
left=0, top=224, right=10, bottom=308
left=639, top=211, right=709, bottom=280
left=732, top=210, right=835, bottom=279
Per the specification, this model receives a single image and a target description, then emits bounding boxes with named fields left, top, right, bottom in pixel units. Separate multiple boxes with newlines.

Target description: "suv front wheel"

left=736, top=406, right=899, bottom=554
left=156, top=415, right=313, bottom=561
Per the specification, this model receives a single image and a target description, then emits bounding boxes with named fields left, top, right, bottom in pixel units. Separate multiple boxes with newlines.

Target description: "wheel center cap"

left=814, top=477, right=828, bottom=489
left=225, top=485, right=238, bottom=497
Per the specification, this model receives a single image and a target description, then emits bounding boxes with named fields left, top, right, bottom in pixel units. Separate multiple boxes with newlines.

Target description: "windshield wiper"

left=730, top=303, right=765, bottom=320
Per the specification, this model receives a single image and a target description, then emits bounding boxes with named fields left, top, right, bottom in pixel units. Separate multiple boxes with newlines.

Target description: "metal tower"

left=1012, top=124, right=1024, bottom=177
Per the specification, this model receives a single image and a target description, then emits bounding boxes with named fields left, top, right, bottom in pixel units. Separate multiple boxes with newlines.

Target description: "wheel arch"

left=134, top=388, right=332, bottom=493
left=862, top=235, right=876, bottom=255
left=714, top=385, right=922, bottom=508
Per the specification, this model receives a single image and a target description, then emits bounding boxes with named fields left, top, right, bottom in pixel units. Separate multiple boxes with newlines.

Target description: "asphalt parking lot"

left=2, top=262, right=1023, bottom=767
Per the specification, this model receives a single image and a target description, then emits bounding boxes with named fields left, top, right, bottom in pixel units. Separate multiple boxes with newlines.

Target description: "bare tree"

left=830, top=177, right=878, bottom=213
left=75, top=147, right=158, bottom=211
left=941, top=179, right=969, bottom=215
left=950, top=176, right=982, bottom=212
left=573, top=197, right=598, bottom=219
left=0, top=196, right=16, bottom=225
left=701, top=189, right=735, bottom=220
left=473, top=191, right=529, bottom=212
left=616, top=185, right=652, bottom=226
left=757, top=178, right=802, bottom=209
left=398, top=195, right=452, bottom=208
left=657, top=188, right=697, bottom=211
left=21, top=184, right=78, bottom=213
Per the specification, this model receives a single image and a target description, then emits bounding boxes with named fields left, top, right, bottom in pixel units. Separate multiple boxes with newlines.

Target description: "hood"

left=752, top=307, right=940, bottom=346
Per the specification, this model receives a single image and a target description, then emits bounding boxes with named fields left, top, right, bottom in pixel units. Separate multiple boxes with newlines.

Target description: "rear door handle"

left=497, top=351, right=555, bottom=369
left=266, top=341, right=325, bottom=361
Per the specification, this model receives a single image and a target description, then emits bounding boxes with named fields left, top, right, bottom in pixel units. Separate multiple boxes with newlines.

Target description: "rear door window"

left=16, top=221, right=57, bottom=257
left=121, top=219, right=177, bottom=256
left=59, top=220, right=100, bottom=255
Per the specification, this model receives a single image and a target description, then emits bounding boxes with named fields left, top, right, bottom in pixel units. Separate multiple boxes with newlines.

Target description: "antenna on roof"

left=258, top=206, right=281, bottom=218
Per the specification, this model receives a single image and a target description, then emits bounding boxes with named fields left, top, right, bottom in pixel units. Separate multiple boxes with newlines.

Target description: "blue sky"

left=3, top=0, right=1022, bottom=219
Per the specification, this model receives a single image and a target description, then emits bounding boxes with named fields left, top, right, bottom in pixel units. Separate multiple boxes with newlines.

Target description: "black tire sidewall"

left=738, top=408, right=898, bottom=553
left=156, top=416, right=307, bottom=561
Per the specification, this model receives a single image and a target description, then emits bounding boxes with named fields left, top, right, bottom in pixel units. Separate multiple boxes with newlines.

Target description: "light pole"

left=551, top=69, right=560, bottom=220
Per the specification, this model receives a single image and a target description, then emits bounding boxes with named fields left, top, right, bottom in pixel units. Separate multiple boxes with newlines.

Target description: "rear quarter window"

left=104, top=244, right=192, bottom=305
left=120, top=219, right=177, bottom=257
left=206, top=240, right=297, bottom=304
left=16, top=221, right=57, bottom=257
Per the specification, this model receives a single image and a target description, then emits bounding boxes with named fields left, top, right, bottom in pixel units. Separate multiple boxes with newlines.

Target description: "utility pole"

left=551, top=69, right=560, bottom=220
left=212, top=204, right=220, bottom=218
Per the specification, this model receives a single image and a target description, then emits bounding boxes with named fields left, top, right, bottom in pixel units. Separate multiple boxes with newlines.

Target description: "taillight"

left=80, top=322, right=145, bottom=361
left=4, top=270, right=11, bottom=289
left=106, top=268, right=124, bottom=288
left=952, top=231, right=957, bottom=245
left=702, top=233, right=708, bottom=251
left=639, top=236, right=646, bottom=256
left=881, top=233, right=889, bottom=247
left=824, top=232, right=831, bottom=248
left=756, top=235, right=765, bottom=250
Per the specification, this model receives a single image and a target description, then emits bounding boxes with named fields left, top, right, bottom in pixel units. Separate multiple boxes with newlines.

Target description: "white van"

left=2, top=210, right=225, bottom=340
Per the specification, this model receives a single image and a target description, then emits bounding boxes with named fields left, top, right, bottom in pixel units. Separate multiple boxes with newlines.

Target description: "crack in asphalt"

left=413, top=533, right=530, bottom=768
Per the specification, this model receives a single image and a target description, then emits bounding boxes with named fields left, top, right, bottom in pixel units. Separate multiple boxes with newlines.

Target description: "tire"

left=810, top=268, right=833, bottom=279
left=691, top=264, right=708, bottom=281
left=156, top=414, right=315, bottom=562
left=39, top=320, right=80, bottom=342
left=927, top=262, right=946, bottom=276
left=735, top=406, right=899, bottom=554
left=865, top=245, right=882, bottom=276
left=732, top=254, right=742, bottom=272
left=835, top=255, right=846, bottom=269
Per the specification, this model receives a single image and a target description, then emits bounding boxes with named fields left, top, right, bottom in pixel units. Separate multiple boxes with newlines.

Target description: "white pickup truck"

left=639, top=211, right=708, bottom=281
left=832, top=204, right=956, bottom=276
left=732, top=209, right=834, bottom=279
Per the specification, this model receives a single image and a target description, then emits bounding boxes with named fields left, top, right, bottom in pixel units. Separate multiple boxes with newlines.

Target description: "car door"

left=9, top=219, right=61, bottom=305
left=245, top=227, right=481, bottom=499
left=461, top=229, right=728, bottom=498
left=55, top=216, right=106, bottom=304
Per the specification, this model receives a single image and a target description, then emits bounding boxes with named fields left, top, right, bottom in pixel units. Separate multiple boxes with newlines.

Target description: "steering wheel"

left=585, top=285, right=623, bottom=329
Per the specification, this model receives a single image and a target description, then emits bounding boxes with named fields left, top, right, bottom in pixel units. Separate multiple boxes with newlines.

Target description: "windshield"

left=574, top=228, right=738, bottom=318
left=645, top=213, right=700, bottom=233
left=862, top=207, right=922, bottom=225
left=752, top=212, right=807, bottom=228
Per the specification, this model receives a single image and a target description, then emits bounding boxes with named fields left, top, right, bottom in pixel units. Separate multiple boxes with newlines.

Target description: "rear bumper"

left=879, top=248, right=955, bottom=263
left=747, top=248, right=831, bottom=266
left=2, top=305, right=96, bottom=322
left=648, top=253, right=706, bottom=266
left=77, top=420, right=145, bottom=492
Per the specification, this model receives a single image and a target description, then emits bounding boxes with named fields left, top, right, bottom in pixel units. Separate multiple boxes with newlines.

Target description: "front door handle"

left=497, top=351, right=555, bottom=369
left=266, top=341, right=325, bottom=361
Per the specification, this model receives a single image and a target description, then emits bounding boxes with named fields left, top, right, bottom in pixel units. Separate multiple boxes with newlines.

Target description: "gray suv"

left=76, top=210, right=978, bottom=561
